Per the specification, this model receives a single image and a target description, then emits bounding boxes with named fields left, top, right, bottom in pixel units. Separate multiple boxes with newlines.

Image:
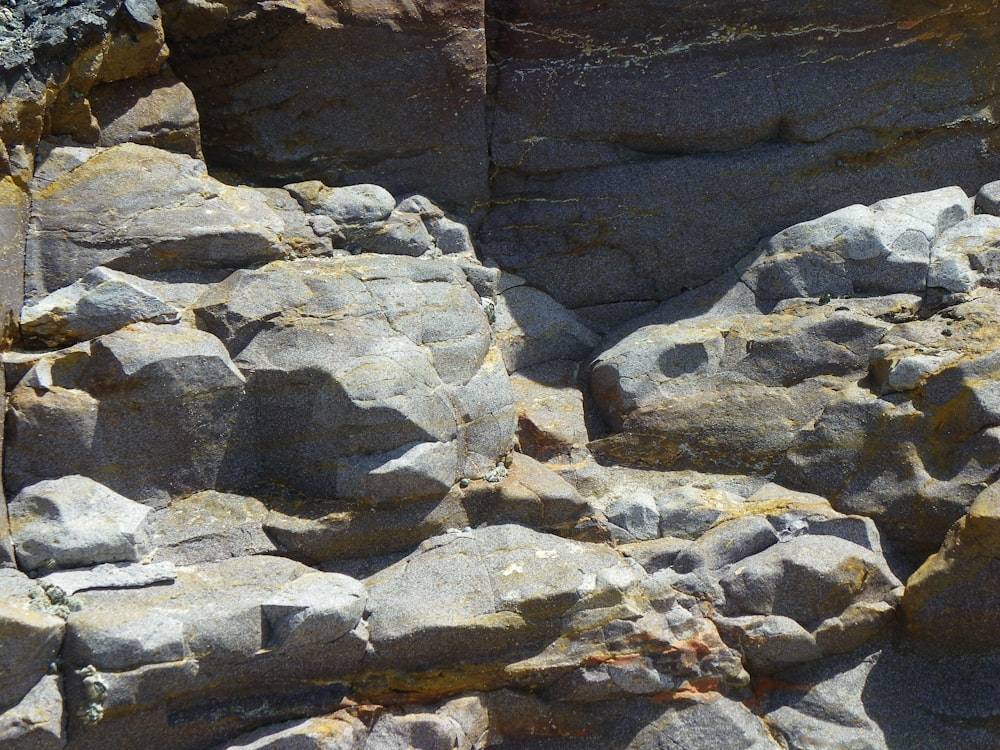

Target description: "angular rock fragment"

left=89, top=70, right=202, bottom=157
left=261, top=571, right=366, bottom=650
left=927, top=214, right=1000, bottom=295
left=285, top=181, right=396, bottom=245
left=9, top=475, right=150, bottom=572
left=459, top=452, right=596, bottom=535
left=0, top=674, right=65, bottom=750
left=509, top=360, right=590, bottom=462
left=39, top=562, right=176, bottom=596
left=493, top=283, right=600, bottom=373
left=20, top=266, right=180, bottom=349
left=5, top=323, right=246, bottom=504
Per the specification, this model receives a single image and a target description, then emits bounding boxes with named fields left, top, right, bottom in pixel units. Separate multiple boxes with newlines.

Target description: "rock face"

left=159, top=0, right=488, bottom=211
left=150, top=0, right=1000, bottom=318
left=6, top=4, right=1000, bottom=750
left=587, top=187, right=1000, bottom=556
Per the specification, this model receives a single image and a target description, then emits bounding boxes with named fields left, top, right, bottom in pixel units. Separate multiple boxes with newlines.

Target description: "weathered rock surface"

left=89, top=70, right=202, bottom=156
left=0, top=674, right=65, bottom=750
left=196, top=254, right=516, bottom=506
left=492, top=282, right=600, bottom=373
left=588, top=187, right=1000, bottom=556
left=63, top=555, right=367, bottom=750
left=5, top=323, right=246, bottom=504
left=482, top=3, right=1000, bottom=313
left=145, top=491, right=276, bottom=566
left=509, top=361, right=590, bottom=463
left=9, top=475, right=150, bottom=573
left=6, top=6, right=1000, bottom=740
left=160, top=0, right=488, bottom=212
left=361, top=524, right=747, bottom=700
left=0, top=569, right=65, bottom=715
left=26, top=143, right=287, bottom=300
left=903, top=482, right=1000, bottom=651
left=20, top=266, right=180, bottom=349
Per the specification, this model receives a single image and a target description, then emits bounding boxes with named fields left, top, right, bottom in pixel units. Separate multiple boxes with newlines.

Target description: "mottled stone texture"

left=157, top=0, right=1000, bottom=314
left=482, top=0, right=1000, bottom=311
left=160, top=0, right=489, bottom=212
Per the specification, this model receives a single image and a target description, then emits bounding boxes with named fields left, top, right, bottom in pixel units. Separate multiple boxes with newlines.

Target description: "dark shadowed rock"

left=4, top=323, right=246, bottom=504
left=161, top=0, right=488, bottom=212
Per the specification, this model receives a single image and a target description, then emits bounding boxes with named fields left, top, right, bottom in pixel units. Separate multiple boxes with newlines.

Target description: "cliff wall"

left=4, top=2, right=1000, bottom=749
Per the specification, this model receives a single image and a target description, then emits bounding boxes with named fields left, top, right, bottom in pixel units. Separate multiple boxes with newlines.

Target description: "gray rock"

left=284, top=181, right=395, bottom=227
left=26, top=144, right=287, bottom=300
left=254, top=187, right=340, bottom=259
left=261, top=571, right=366, bottom=650
left=0, top=675, right=65, bottom=750
left=493, top=284, right=600, bottom=372
left=927, top=214, right=1000, bottom=293
left=761, top=646, right=887, bottom=750
left=0, top=601, right=64, bottom=713
left=393, top=196, right=477, bottom=258
left=9, top=476, right=150, bottom=572
left=62, top=556, right=366, bottom=748
left=671, top=516, right=779, bottom=576
left=588, top=303, right=886, bottom=474
left=212, top=712, right=367, bottom=750
left=358, top=210, right=437, bottom=257
left=742, top=187, right=970, bottom=307
left=193, top=256, right=514, bottom=504
left=5, top=324, right=246, bottom=505
left=666, top=503, right=902, bottom=667
left=20, top=266, right=180, bottom=348
left=426, top=215, right=476, bottom=257
left=975, top=179, right=1000, bottom=216
left=655, top=486, right=746, bottom=540
left=509, top=360, right=589, bottom=462
left=780, top=293, right=1000, bottom=555
left=363, top=524, right=645, bottom=670
left=715, top=615, right=822, bottom=674
left=626, top=696, right=782, bottom=750
left=605, top=493, right=660, bottom=543
left=66, top=557, right=365, bottom=667
left=145, top=491, right=276, bottom=566
left=460, top=452, right=596, bottom=535
left=367, top=714, right=464, bottom=750
left=39, top=562, right=176, bottom=596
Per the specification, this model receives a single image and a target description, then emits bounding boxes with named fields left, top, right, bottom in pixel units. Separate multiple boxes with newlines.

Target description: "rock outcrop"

left=6, top=3, right=1000, bottom=750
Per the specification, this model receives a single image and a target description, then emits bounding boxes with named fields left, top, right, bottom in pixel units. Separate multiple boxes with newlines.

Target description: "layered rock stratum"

left=5, top=2, right=1000, bottom=749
